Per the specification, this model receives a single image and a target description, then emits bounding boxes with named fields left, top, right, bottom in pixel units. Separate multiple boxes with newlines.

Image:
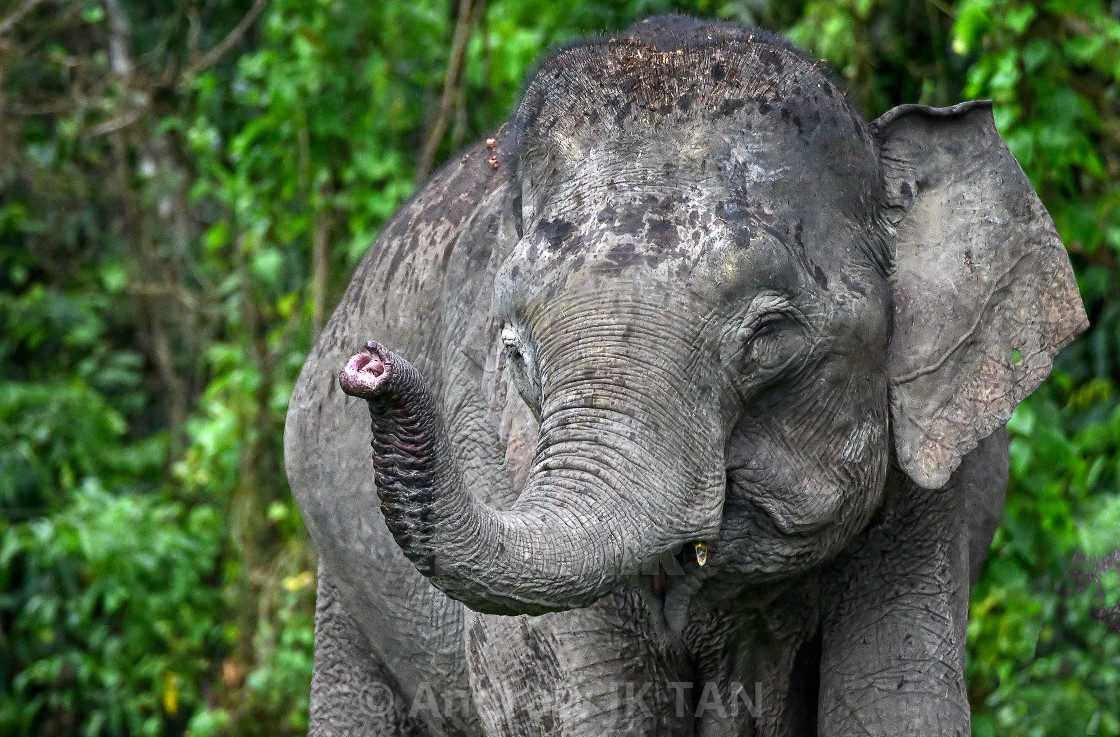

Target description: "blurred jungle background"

left=1, top=0, right=1118, bottom=735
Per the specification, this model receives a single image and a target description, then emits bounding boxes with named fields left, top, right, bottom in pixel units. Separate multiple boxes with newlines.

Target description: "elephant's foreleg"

left=309, top=565, right=432, bottom=737
left=816, top=464, right=973, bottom=736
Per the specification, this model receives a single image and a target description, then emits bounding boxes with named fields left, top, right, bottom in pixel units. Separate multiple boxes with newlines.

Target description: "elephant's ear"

left=872, top=101, right=1088, bottom=489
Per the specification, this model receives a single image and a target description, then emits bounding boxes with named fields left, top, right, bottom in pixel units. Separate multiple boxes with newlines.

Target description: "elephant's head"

left=339, top=20, right=1086, bottom=617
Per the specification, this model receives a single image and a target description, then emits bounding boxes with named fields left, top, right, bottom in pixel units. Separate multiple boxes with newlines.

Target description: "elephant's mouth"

left=649, top=546, right=691, bottom=598
left=640, top=542, right=713, bottom=636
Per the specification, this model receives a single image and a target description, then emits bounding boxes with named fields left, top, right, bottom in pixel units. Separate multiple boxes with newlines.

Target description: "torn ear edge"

left=872, top=100, right=1089, bottom=489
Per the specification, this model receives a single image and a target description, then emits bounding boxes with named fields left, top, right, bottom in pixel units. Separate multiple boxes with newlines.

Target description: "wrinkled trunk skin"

left=340, top=338, right=725, bottom=616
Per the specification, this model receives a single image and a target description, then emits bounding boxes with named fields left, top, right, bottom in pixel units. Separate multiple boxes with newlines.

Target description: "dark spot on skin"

left=677, top=93, right=692, bottom=112
left=711, top=62, right=726, bottom=81
left=510, top=265, right=520, bottom=279
left=598, top=205, right=617, bottom=223
left=801, top=108, right=821, bottom=134
left=720, top=99, right=746, bottom=116
left=648, top=217, right=675, bottom=242
left=758, top=101, right=773, bottom=115
left=779, top=104, right=804, bottom=134
left=383, top=235, right=412, bottom=283
left=900, top=181, right=914, bottom=200
left=757, top=47, right=785, bottom=72
left=813, top=264, right=829, bottom=289
left=607, top=241, right=637, bottom=265
left=616, top=207, right=645, bottom=236
left=538, top=218, right=573, bottom=248
left=604, top=241, right=661, bottom=271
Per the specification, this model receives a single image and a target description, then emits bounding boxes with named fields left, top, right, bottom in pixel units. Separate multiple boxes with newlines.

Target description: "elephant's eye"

left=501, top=327, right=521, bottom=355
left=501, top=326, right=542, bottom=418
left=504, top=327, right=528, bottom=367
left=502, top=327, right=529, bottom=369
left=743, top=315, right=783, bottom=353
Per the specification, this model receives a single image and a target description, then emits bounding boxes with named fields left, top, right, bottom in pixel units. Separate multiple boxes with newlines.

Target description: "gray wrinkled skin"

left=284, top=16, right=1087, bottom=737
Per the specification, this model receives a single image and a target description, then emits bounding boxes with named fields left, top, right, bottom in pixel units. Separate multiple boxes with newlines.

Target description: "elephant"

left=284, top=15, right=1088, bottom=737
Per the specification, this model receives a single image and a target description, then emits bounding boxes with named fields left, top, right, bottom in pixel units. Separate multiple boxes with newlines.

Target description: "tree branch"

left=83, top=107, right=143, bottom=137
left=101, top=0, right=134, bottom=80
left=179, top=0, right=269, bottom=85
left=414, top=0, right=478, bottom=183
left=0, top=0, right=47, bottom=38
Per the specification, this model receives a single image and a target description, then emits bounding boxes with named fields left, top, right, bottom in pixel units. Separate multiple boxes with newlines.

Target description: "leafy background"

left=0, top=0, right=1117, bottom=735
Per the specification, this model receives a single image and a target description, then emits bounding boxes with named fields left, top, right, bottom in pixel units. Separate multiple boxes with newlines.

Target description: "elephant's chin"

left=713, top=485, right=886, bottom=587
left=633, top=543, right=717, bottom=637
left=636, top=544, right=809, bottom=638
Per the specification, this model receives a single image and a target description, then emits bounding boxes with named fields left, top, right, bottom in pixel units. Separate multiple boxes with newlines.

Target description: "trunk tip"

left=339, top=342, right=391, bottom=398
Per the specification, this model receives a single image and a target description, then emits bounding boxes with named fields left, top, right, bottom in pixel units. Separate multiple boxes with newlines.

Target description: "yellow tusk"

left=694, top=542, right=709, bottom=567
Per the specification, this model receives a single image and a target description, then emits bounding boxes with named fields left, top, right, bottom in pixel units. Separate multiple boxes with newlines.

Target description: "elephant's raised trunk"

left=339, top=340, right=724, bottom=615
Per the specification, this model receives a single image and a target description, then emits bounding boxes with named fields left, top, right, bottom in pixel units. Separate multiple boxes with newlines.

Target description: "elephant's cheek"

left=717, top=418, right=889, bottom=580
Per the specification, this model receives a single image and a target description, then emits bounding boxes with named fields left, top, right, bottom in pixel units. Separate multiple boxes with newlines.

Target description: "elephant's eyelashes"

left=742, top=315, right=783, bottom=352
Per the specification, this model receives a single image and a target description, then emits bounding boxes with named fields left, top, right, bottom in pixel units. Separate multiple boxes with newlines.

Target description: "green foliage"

left=1, top=0, right=1117, bottom=735
left=1, top=483, right=224, bottom=737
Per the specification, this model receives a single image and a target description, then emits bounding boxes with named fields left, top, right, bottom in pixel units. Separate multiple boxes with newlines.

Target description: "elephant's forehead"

left=523, top=171, right=842, bottom=280
left=534, top=119, right=870, bottom=248
left=512, top=189, right=812, bottom=310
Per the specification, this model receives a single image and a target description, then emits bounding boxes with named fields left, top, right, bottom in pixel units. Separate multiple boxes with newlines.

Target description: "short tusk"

left=694, top=542, right=709, bottom=567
